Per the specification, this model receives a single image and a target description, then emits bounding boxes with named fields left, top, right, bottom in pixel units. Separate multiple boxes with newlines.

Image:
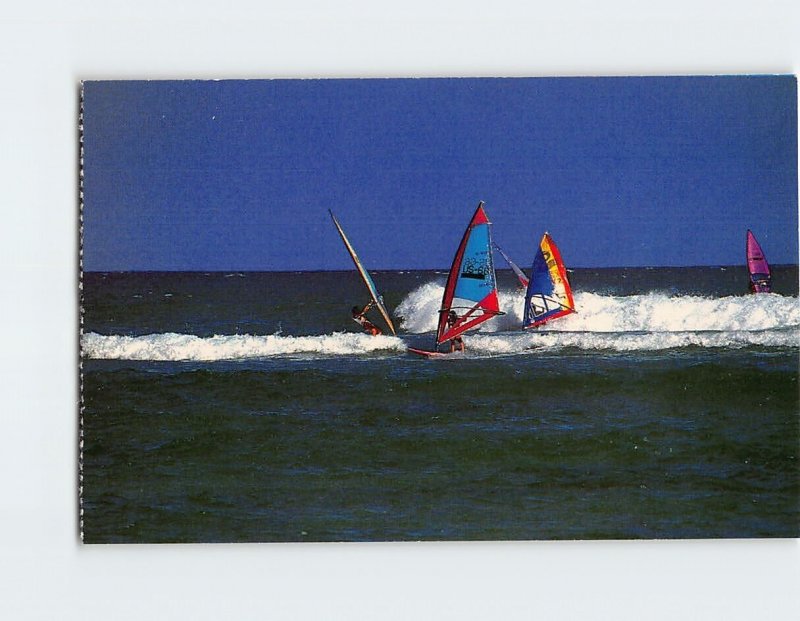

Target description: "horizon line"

left=81, top=264, right=800, bottom=274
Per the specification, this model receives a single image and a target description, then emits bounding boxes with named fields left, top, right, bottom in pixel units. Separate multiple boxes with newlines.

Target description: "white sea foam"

left=394, top=283, right=799, bottom=352
left=465, top=328, right=797, bottom=354
left=83, top=285, right=799, bottom=360
left=397, top=284, right=799, bottom=334
left=394, top=281, right=445, bottom=334
left=82, top=332, right=405, bottom=361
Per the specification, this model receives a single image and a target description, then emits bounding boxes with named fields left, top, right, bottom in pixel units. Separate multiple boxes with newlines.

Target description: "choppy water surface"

left=81, top=267, right=800, bottom=542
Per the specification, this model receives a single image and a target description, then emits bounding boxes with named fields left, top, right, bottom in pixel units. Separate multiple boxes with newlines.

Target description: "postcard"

left=79, top=76, right=798, bottom=543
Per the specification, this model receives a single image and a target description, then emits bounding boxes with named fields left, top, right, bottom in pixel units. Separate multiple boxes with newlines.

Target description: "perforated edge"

left=78, top=82, right=85, bottom=542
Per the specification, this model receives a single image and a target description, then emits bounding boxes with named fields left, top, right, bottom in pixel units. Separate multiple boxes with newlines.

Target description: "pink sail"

left=746, top=230, right=772, bottom=293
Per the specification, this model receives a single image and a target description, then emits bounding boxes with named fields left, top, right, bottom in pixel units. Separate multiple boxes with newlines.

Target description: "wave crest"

left=396, top=283, right=799, bottom=334
left=82, top=284, right=799, bottom=360
left=82, top=332, right=404, bottom=361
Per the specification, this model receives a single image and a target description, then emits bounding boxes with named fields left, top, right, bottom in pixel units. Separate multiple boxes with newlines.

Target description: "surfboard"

left=407, top=347, right=451, bottom=358
left=746, top=229, right=772, bottom=293
left=523, top=232, right=576, bottom=328
left=329, top=210, right=397, bottom=334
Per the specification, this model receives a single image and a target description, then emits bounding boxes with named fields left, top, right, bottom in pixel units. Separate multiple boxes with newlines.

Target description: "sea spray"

left=465, top=328, right=798, bottom=354
left=81, top=273, right=799, bottom=360
left=394, top=281, right=443, bottom=334
left=82, top=288, right=799, bottom=360
left=82, top=331, right=405, bottom=361
left=397, top=283, right=799, bottom=335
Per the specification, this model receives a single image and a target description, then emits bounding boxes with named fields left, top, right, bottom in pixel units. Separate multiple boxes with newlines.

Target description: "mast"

left=435, top=202, right=502, bottom=346
left=494, top=243, right=530, bottom=288
left=329, top=210, right=397, bottom=334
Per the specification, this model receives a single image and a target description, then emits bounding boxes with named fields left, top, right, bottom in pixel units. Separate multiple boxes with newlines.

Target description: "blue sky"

left=82, top=76, right=797, bottom=271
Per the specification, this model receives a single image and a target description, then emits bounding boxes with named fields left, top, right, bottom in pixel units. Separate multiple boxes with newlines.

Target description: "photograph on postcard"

left=79, top=76, right=798, bottom=543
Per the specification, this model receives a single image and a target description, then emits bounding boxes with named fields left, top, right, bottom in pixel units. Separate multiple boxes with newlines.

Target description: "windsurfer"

left=447, top=310, right=465, bottom=353
left=749, top=278, right=771, bottom=294
left=352, top=302, right=382, bottom=336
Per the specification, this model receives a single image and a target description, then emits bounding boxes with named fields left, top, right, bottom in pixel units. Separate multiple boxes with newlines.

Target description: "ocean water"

left=80, top=267, right=800, bottom=543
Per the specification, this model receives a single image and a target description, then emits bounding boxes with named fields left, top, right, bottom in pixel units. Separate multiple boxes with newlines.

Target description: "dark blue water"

left=80, top=267, right=799, bottom=542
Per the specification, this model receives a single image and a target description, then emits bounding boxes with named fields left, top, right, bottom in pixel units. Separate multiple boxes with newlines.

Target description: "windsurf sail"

left=329, top=210, right=397, bottom=335
left=523, top=232, right=576, bottom=328
left=494, top=243, right=530, bottom=288
left=746, top=229, right=772, bottom=293
left=436, top=202, right=503, bottom=345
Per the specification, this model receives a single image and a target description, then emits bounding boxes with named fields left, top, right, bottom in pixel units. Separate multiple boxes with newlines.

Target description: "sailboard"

left=494, top=243, right=530, bottom=288
left=329, top=210, right=397, bottom=335
left=523, top=232, right=576, bottom=328
left=407, top=347, right=453, bottom=359
left=746, top=229, right=772, bottom=293
left=425, top=201, right=503, bottom=351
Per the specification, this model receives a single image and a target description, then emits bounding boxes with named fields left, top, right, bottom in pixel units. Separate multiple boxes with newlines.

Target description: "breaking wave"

left=82, top=284, right=799, bottom=360
left=394, top=283, right=799, bottom=352
left=463, top=328, right=797, bottom=354
left=396, top=283, right=799, bottom=334
left=82, top=332, right=405, bottom=361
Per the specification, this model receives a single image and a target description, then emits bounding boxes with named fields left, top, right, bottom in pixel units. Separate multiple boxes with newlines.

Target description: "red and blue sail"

left=523, top=233, right=576, bottom=329
left=436, top=202, right=502, bottom=345
left=746, top=230, right=772, bottom=293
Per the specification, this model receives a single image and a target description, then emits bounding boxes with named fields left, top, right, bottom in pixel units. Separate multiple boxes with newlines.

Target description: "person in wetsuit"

left=352, top=302, right=382, bottom=336
left=447, top=310, right=465, bottom=353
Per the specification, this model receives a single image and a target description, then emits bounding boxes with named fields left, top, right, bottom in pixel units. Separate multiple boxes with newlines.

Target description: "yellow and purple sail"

left=436, top=202, right=502, bottom=345
left=329, top=210, right=396, bottom=335
left=523, top=232, right=576, bottom=328
left=746, top=229, right=772, bottom=293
